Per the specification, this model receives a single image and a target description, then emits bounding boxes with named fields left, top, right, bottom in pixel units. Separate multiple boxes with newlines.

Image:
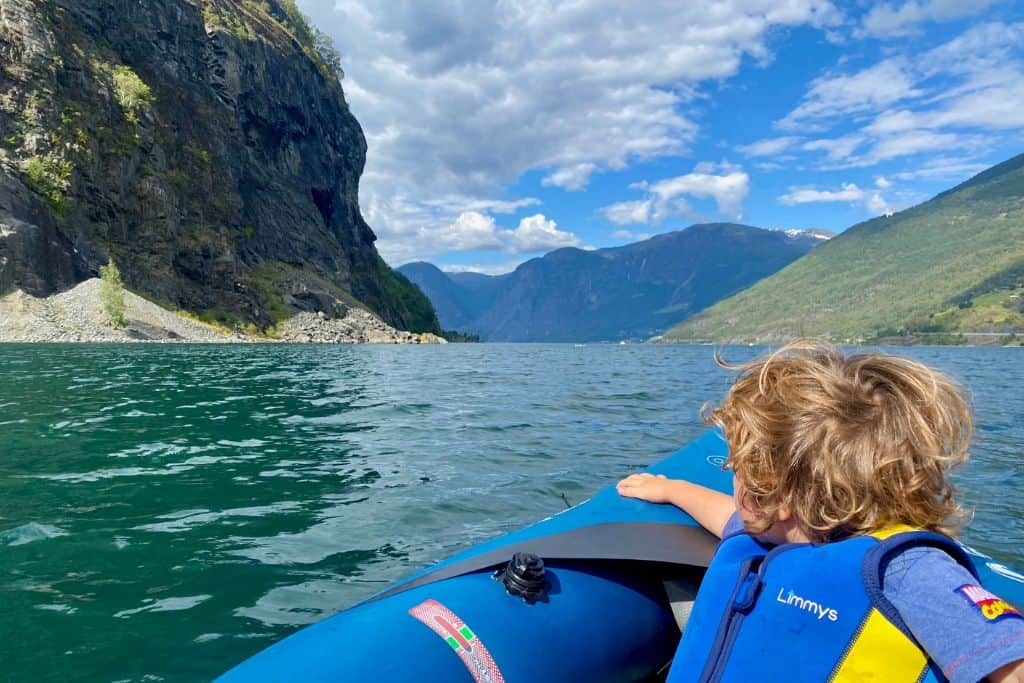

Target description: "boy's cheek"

left=732, top=478, right=782, bottom=541
left=732, top=475, right=744, bottom=508
left=732, top=477, right=757, bottom=518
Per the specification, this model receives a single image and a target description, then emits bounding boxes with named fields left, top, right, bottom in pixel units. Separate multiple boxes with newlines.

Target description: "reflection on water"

left=0, top=343, right=1021, bottom=682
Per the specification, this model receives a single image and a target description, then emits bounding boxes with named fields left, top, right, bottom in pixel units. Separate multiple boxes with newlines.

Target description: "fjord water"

left=1, top=344, right=1021, bottom=682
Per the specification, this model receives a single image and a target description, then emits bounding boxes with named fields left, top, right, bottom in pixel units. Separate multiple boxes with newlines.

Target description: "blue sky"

left=298, top=0, right=1024, bottom=274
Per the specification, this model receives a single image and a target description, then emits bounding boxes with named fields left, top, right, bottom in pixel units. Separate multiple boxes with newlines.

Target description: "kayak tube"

left=216, top=430, right=1024, bottom=682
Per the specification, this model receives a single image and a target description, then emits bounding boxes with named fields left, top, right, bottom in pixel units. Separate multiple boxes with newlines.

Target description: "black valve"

left=494, top=552, right=549, bottom=604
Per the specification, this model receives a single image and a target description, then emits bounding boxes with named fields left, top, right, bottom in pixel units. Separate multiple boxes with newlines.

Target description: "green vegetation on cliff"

left=359, top=263, right=442, bottom=336
left=664, top=153, right=1024, bottom=344
left=23, top=155, right=72, bottom=217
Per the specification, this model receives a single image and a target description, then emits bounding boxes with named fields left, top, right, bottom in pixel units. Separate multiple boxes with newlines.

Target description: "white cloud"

left=361, top=192, right=549, bottom=264
left=429, top=211, right=503, bottom=251
left=650, top=168, right=750, bottom=220
left=610, top=229, right=653, bottom=242
left=736, top=136, right=800, bottom=157
left=860, top=32, right=1024, bottom=135
left=892, top=156, right=990, bottom=181
left=542, top=163, right=598, bottom=191
left=875, top=176, right=892, bottom=188
left=779, top=22, right=1024, bottom=172
left=866, top=192, right=892, bottom=215
left=920, top=21, right=1024, bottom=78
left=779, top=183, right=866, bottom=205
left=297, top=0, right=840, bottom=262
left=779, top=182, right=898, bottom=216
left=441, top=261, right=522, bottom=276
left=860, top=0, right=996, bottom=39
left=864, top=109, right=918, bottom=135
left=928, top=79, right=1024, bottom=130
left=394, top=210, right=580, bottom=263
left=602, top=163, right=749, bottom=224
left=603, top=200, right=655, bottom=225
left=421, top=196, right=541, bottom=215
left=805, top=128, right=992, bottom=169
left=777, top=59, right=921, bottom=130
left=501, top=214, right=581, bottom=253
left=802, top=134, right=865, bottom=161
left=867, top=130, right=964, bottom=161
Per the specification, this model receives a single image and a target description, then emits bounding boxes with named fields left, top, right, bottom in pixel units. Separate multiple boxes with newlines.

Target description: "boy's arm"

left=990, top=660, right=1024, bottom=683
left=616, top=473, right=735, bottom=539
left=884, top=546, right=1024, bottom=682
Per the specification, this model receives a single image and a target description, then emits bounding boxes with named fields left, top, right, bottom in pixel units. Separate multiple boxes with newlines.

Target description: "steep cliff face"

left=0, top=0, right=438, bottom=333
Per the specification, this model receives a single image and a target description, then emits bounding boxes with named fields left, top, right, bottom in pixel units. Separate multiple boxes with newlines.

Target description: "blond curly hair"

left=703, top=340, right=973, bottom=540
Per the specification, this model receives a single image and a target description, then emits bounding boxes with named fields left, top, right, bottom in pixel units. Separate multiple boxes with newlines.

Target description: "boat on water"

left=216, top=430, right=1024, bottom=682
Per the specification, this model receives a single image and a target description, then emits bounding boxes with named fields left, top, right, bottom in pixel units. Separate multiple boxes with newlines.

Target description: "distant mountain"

left=397, top=262, right=510, bottom=332
left=663, top=153, right=1024, bottom=344
left=399, top=224, right=827, bottom=342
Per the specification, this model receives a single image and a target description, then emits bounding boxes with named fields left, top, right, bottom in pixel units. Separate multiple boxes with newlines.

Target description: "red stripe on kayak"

left=409, top=599, right=505, bottom=683
left=435, top=615, right=473, bottom=650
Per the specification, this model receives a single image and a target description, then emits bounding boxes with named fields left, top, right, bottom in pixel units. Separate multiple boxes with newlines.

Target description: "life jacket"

left=666, top=525, right=978, bottom=683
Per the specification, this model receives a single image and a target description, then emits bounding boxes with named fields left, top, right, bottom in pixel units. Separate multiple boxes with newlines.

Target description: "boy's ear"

left=776, top=504, right=792, bottom=522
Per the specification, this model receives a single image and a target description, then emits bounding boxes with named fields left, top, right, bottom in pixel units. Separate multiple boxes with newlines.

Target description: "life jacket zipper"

left=699, top=557, right=765, bottom=683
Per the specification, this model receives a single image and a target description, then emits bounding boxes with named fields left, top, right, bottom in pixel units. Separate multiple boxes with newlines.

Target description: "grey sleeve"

left=884, top=546, right=1024, bottom=683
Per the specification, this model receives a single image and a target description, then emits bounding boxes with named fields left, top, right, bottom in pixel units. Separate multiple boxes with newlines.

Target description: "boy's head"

left=704, top=340, right=973, bottom=540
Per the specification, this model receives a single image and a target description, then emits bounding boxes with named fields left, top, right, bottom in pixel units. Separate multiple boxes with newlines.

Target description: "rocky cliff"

left=0, top=0, right=439, bottom=333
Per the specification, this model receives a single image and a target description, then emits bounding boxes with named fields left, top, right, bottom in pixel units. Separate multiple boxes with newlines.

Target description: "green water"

left=1, top=344, right=1022, bottom=682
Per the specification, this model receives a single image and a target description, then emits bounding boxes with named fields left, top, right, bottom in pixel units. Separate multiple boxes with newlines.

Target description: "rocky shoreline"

left=276, top=310, right=445, bottom=344
left=0, top=279, right=446, bottom=344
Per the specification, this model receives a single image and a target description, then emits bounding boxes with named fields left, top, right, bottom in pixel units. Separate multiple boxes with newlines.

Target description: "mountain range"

left=400, top=224, right=829, bottom=342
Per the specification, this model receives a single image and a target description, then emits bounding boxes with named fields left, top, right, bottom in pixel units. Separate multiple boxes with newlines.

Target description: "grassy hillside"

left=663, top=153, right=1024, bottom=344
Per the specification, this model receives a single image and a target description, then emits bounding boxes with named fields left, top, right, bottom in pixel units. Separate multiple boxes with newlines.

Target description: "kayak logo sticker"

left=706, top=454, right=728, bottom=469
left=955, top=584, right=1023, bottom=622
left=409, top=599, right=506, bottom=683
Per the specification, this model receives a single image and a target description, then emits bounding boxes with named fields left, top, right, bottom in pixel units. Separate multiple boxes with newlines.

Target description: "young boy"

left=618, top=342, right=1024, bottom=682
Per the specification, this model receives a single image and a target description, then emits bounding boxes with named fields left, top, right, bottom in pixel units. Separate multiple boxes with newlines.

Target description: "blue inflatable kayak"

left=216, top=430, right=1024, bottom=682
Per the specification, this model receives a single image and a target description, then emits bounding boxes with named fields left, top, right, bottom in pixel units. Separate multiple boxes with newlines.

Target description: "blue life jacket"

left=667, top=525, right=978, bottom=683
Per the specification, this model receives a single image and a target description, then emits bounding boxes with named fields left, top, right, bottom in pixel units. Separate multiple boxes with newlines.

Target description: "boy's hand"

left=616, top=473, right=735, bottom=538
left=616, top=473, right=672, bottom=503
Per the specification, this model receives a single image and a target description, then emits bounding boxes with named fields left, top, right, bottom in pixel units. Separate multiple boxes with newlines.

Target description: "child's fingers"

left=616, top=477, right=638, bottom=491
left=617, top=473, right=658, bottom=499
left=618, top=486, right=648, bottom=500
left=617, top=474, right=650, bottom=491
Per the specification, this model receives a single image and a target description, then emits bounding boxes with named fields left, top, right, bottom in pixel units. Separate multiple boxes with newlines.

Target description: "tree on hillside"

left=100, top=259, right=127, bottom=328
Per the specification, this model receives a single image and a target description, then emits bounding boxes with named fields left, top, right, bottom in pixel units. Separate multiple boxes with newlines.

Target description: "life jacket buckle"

left=732, top=568, right=763, bottom=613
